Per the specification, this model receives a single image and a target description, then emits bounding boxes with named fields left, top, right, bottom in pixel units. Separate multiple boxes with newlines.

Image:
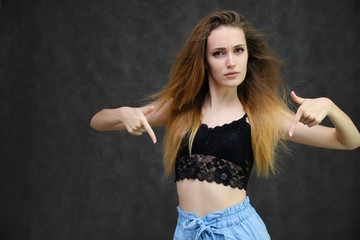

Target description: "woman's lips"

left=224, top=71, right=239, bottom=78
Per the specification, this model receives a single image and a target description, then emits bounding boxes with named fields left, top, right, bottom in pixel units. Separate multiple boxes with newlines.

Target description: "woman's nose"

left=226, top=54, right=235, bottom=68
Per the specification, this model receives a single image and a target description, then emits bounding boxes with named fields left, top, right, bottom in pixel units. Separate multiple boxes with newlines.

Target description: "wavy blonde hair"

left=152, top=10, right=291, bottom=177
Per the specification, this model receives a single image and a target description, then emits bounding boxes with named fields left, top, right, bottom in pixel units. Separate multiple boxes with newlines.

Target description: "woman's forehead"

left=207, top=26, right=246, bottom=49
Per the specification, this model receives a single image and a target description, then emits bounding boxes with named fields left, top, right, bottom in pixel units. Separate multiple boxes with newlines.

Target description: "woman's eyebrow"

left=210, top=44, right=246, bottom=51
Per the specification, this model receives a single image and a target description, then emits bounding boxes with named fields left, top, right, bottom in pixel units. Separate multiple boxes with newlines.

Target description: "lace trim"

left=175, top=154, right=252, bottom=190
left=200, top=114, right=247, bottom=130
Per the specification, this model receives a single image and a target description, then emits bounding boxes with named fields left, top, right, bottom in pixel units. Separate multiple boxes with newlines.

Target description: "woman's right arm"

left=90, top=100, right=171, bottom=144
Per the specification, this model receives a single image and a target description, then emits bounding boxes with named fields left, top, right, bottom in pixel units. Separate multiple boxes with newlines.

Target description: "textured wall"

left=1, top=0, right=360, bottom=239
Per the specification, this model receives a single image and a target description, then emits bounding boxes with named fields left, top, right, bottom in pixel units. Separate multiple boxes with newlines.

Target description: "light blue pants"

left=173, top=197, right=270, bottom=240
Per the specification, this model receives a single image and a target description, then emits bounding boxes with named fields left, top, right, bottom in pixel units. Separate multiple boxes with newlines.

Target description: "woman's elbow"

left=348, top=141, right=360, bottom=150
left=89, top=115, right=102, bottom=131
left=343, top=137, right=360, bottom=150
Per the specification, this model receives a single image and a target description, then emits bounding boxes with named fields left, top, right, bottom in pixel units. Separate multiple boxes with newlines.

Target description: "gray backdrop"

left=1, top=0, right=360, bottom=239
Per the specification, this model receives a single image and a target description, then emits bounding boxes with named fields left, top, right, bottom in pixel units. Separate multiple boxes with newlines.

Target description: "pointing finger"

left=289, top=109, right=302, bottom=137
left=141, top=118, right=157, bottom=144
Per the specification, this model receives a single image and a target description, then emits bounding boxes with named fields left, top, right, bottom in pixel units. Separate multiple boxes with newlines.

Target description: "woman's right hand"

left=91, top=101, right=170, bottom=143
left=120, top=105, right=157, bottom=144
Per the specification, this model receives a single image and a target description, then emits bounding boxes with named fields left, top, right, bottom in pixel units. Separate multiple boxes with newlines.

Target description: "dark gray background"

left=1, top=0, right=360, bottom=239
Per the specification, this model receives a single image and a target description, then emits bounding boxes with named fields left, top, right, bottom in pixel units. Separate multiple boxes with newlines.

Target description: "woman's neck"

left=206, top=83, right=241, bottom=110
left=202, top=86, right=245, bottom=126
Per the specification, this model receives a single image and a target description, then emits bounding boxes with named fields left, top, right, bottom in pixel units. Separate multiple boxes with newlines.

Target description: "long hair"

left=152, top=10, right=291, bottom=177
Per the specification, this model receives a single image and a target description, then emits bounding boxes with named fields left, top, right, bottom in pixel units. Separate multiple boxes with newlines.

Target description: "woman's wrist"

left=116, top=107, right=127, bottom=123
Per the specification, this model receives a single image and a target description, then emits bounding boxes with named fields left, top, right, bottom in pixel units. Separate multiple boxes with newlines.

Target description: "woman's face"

left=206, top=25, right=248, bottom=89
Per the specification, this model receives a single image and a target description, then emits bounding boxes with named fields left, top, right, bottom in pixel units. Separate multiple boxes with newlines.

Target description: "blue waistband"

left=176, top=196, right=254, bottom=228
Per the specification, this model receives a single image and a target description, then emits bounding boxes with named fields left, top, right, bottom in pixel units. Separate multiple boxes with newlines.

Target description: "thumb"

left=141, top=105, right=155, bottom=116
left=291, top=91, right=305, bottom=105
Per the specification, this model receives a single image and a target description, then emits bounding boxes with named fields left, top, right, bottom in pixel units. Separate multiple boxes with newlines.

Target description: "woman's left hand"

left=288, top=91, right=333, bottom=137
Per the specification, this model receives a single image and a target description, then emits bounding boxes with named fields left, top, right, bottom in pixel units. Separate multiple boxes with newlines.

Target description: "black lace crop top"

left=175, top=114, right=253, bottom=190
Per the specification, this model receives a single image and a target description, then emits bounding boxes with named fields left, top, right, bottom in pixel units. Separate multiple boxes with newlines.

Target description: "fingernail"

left=289, top=131, right=293, bottom=137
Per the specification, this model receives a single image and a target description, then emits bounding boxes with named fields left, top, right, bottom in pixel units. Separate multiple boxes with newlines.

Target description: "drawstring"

left=181, top=218, right=225, bottom=240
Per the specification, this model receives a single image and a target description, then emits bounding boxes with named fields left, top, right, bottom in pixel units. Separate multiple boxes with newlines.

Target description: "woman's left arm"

left=283, top=91, right=360, bottom=150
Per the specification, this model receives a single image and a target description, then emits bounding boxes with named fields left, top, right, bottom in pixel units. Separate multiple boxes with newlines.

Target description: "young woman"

left=90, top=10, right=360, bottom=240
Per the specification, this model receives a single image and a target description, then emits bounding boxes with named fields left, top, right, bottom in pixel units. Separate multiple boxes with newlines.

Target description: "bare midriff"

left=176, top=179, right=247, bottom=218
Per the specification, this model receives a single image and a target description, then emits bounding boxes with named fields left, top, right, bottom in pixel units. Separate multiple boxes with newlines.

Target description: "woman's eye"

left=213, top=51, right=224, bottom=56
left=235, top=48, right=244, bottom=53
